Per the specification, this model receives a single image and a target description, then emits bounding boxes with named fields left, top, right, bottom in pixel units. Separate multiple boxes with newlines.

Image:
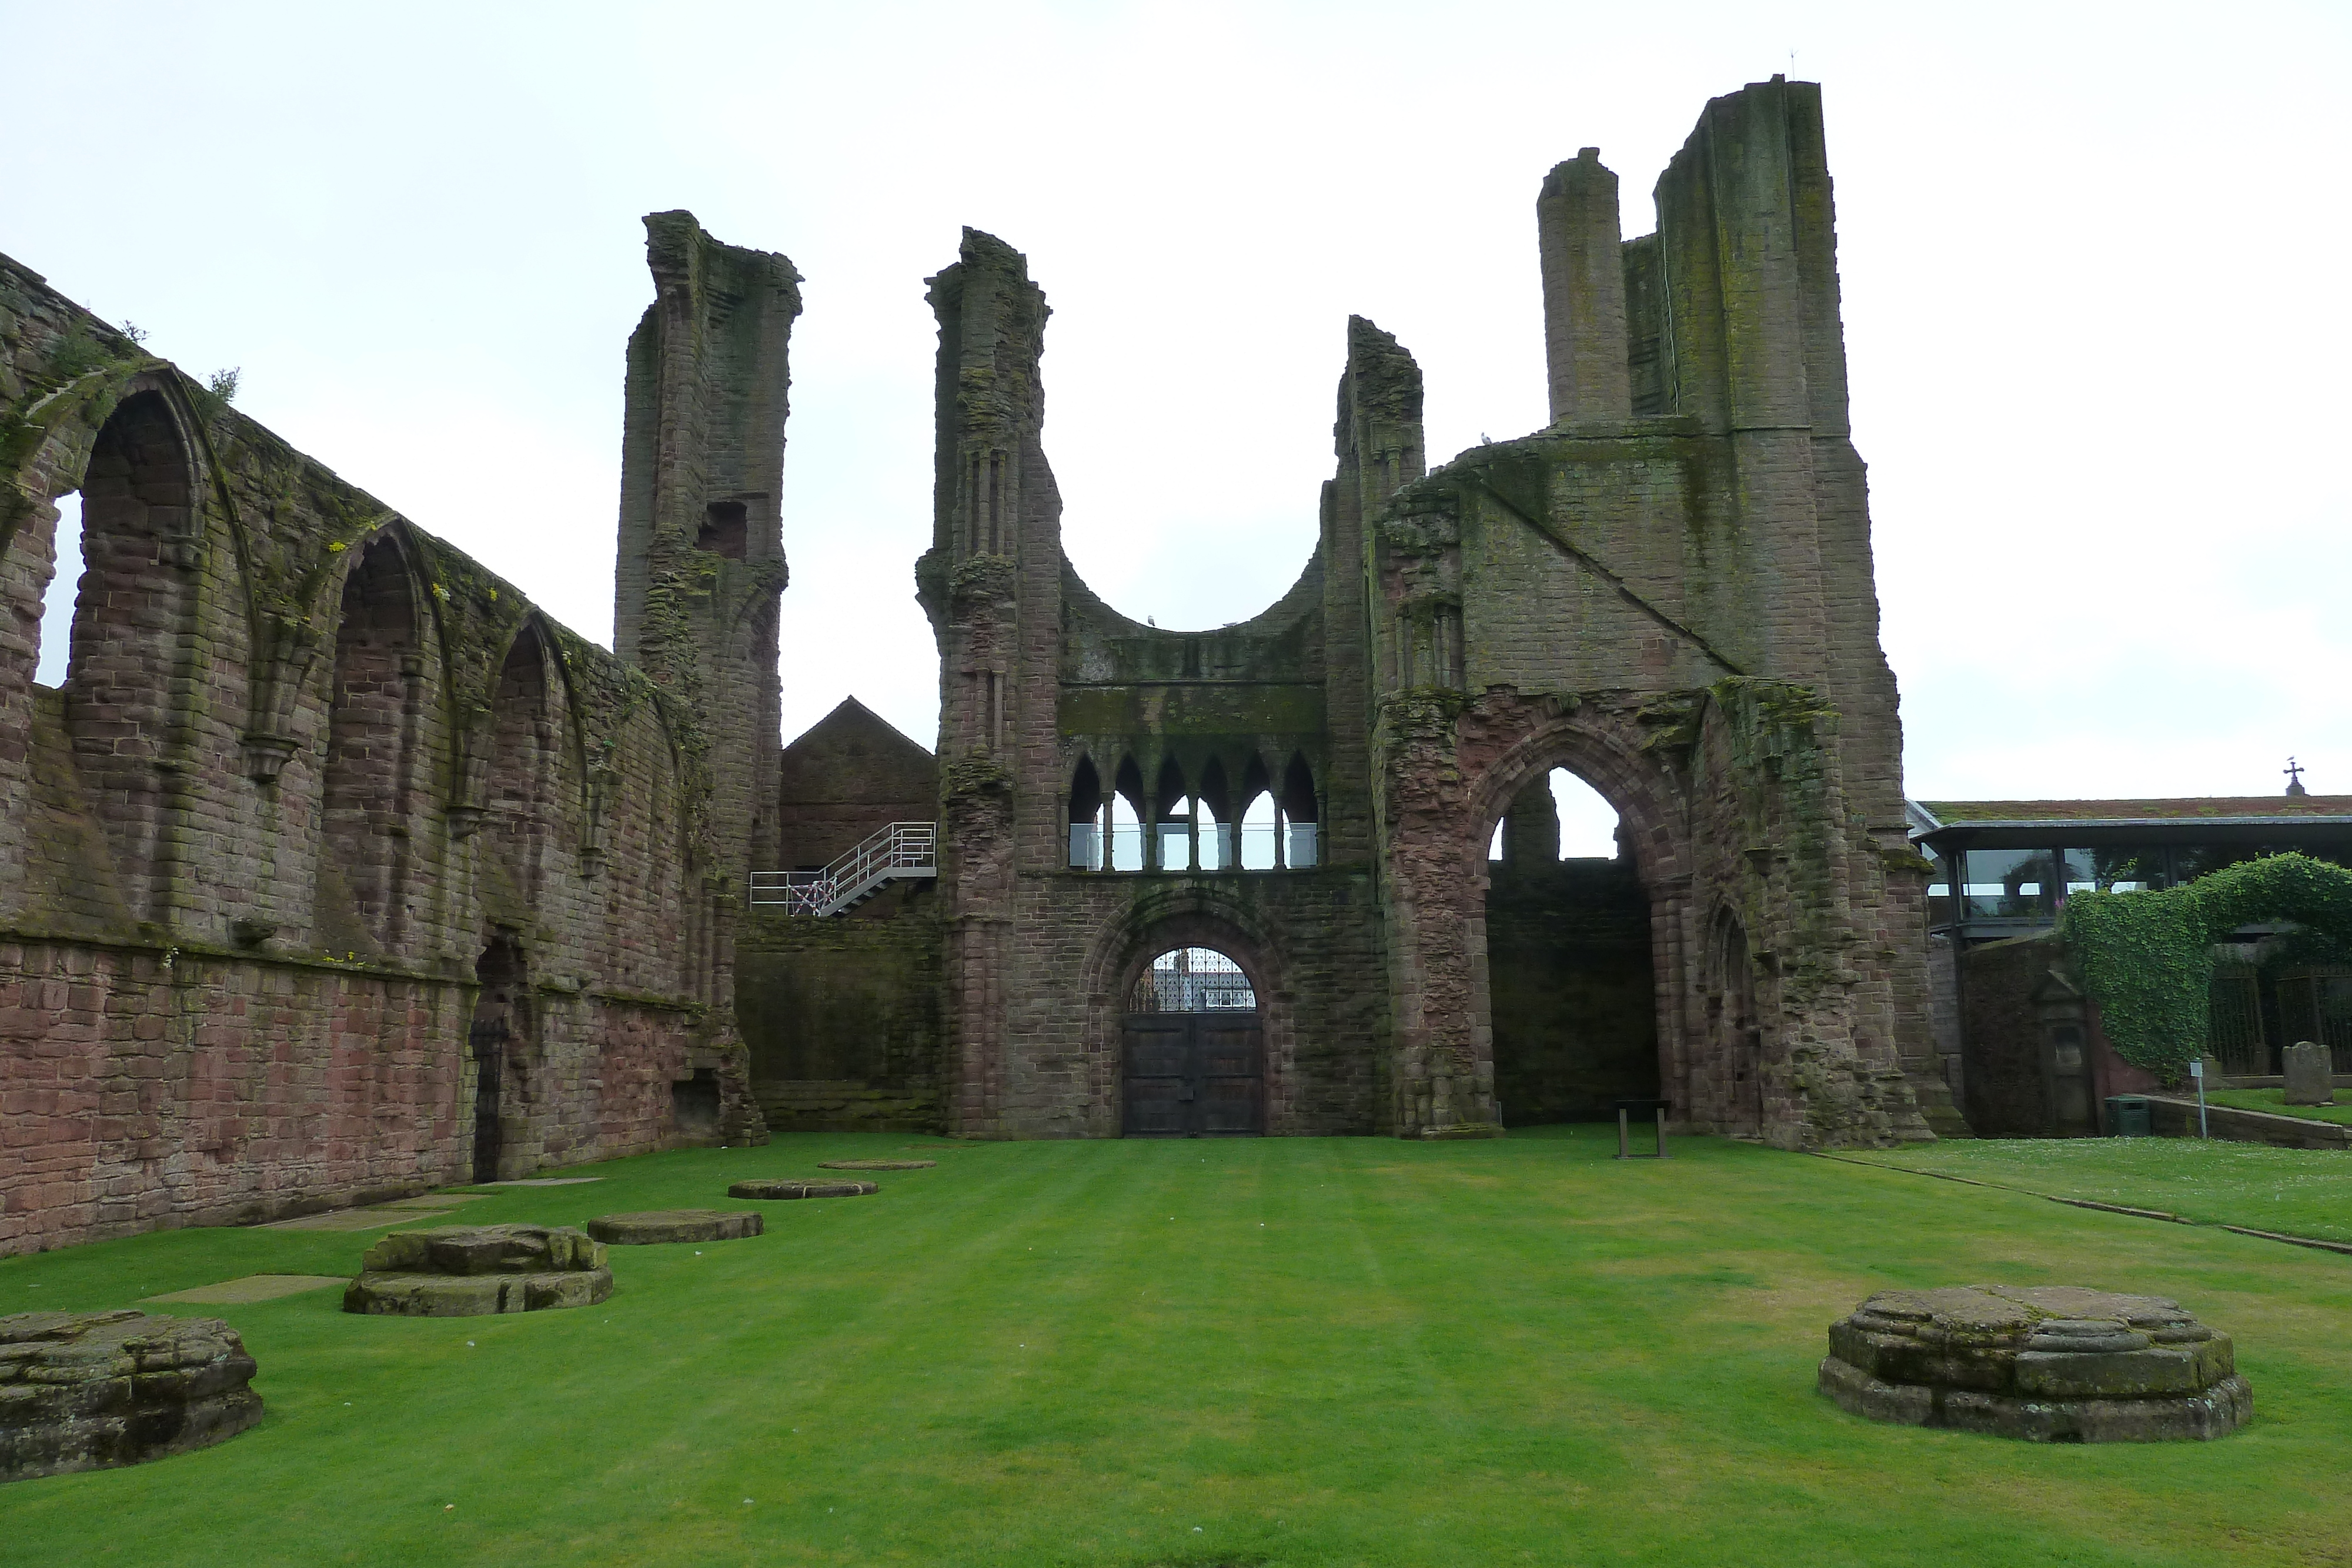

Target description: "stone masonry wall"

left=876, top=82, right=1936, bottom=1149
left=736, top=890, right=946, bottom=1132
left=1485, top=854, right=1658, bottom=1125
left=0, top=225, right=776, bottom=1255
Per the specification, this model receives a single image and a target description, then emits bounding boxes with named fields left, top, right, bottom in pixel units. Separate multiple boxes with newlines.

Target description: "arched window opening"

left=1110, top=757, right=1145, bottom=871
left=1239, top=790, right=1278, bottom=868
left=485, top=625, right=557, bottom=908
left=1496, top=767, right=1623, bottom=868
left=698, top=500, right=748, bottom=560
left=64, top=389, right=199, bottom=919
left=1280, top=754, right=1318, bottom=868
left=1067, top=755, right=1104, bottom=870
left=33, top=492, right=83, bottom=688
left=1130, top=947, right=1257, bottom=1012
left=1196, top=757, right=1233, bottom=871
left=1153, top=757, right=1190, bottom=871
left=1552, top=768, right=1621, bottom=860
left=320, top=537, right=419, bottom=952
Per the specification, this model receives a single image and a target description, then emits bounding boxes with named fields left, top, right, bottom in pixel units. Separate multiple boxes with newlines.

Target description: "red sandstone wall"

left=0, top=935, right=726, bottom=1256
left=0, top=244, right=767, bottom=1257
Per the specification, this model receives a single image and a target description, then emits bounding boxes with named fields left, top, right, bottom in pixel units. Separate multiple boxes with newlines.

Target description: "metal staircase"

left=749, top=821, right=937, bottom=917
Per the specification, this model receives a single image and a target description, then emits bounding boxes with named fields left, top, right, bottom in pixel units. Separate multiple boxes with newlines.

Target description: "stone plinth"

left=2283, top=1041, right=2334, bottom=1105
left=343, top=1225, right=613, bottom=1317
left=1820, top=1286, right=2250, bottom=1442
left=1, top=1310, right=262, bottom=1483
left=588, top=1210, right=763, bottom=1245
left=727, top=1179, right=877, bottom=1200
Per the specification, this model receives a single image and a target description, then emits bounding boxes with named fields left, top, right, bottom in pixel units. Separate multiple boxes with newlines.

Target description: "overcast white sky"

left=11, top=0, right=2349, bottom=848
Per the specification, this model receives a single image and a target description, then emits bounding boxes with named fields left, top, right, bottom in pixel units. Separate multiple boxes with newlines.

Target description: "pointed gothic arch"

left=318, top=531, right=424, bottom=955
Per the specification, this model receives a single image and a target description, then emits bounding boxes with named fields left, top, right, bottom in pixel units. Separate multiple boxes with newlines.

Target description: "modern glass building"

left=1907, top=794, right=2352, bottom=1126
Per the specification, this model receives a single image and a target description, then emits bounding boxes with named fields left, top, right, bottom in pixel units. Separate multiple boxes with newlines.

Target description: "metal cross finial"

left=2286, top=757, right=2308, bottom=797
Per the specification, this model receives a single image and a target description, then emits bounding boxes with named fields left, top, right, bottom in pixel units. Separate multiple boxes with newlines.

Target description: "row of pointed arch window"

left=1068, top=753, right=1319, bottom=872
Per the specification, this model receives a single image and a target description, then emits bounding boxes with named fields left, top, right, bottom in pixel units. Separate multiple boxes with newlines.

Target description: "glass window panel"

left=1068, top=822, right=1102, bottom=871
left=1288, top=823, right=1319, bottom=868
left=1963, top=847, right=2061, bottom=921
left=1923, top=847, right=1954, bottom=927
left=2174, top=844, right=2261, bottom=884
left=2077, top=846, right=2170, bottom=894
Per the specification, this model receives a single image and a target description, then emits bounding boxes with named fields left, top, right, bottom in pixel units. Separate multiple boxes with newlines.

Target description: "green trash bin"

left=2105, top=1095, right=2152, bottom=1137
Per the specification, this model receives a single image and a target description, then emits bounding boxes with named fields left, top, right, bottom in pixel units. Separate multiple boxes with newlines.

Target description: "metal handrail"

left=749, top=821, right=937, bottom=916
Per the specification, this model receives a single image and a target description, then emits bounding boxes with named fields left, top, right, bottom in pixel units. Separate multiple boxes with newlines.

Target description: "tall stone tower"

left=916, top=229, right=1064, bottom=1134
left=614, top=210, right=802, bottom=888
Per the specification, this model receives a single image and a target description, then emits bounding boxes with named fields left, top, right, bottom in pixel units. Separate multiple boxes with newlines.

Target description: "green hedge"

left=2057, top=853, right=2352, bottom=1069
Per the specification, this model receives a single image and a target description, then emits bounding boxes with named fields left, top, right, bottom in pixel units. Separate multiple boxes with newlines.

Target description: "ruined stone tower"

left=614, top=211, right=803, bottom=891
left=783, top=75, right=1946, bottom=1147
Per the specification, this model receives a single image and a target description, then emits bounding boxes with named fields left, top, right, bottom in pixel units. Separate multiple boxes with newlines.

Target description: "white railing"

left=749, top=821, right=937, bottom=917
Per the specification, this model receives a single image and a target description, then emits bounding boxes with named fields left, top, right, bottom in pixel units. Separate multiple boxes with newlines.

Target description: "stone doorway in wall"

left=469, top=937, right=528, bottom=1182
left=1484, top=767, right=1659, bottom=1126
left=1122, top=947, right=1264, bottom=1137
left=1713, top=909, right=1766, bottom=1138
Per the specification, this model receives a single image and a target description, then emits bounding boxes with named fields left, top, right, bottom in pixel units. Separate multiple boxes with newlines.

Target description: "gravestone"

left=343, top=1224, right=613, bottom=1316
left=727, top=1179, right=877, bottom=1200
left=2283, top=1041, right=2334, bottom=1106
left=1820, top=1285, right=2249, bottom=1442
left=1, top=1310, right=262, bottom=1483
left=588, top=1210, right=763, bottom=1245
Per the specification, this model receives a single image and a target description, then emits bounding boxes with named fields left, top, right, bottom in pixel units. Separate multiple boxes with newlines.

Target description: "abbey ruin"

left=1, top=78, right=1954, bottom=1258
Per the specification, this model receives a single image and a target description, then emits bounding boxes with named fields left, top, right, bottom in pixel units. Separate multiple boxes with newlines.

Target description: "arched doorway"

left=1482, top=765, right=1659, bottom=1125
left=1122, top=946, right=1264, bottom=1136
left=469, top=937, right=527, bottom=1181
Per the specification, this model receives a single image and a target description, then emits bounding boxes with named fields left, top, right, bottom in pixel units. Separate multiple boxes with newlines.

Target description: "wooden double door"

left=1122, top=1012, right=1265, bottom=1136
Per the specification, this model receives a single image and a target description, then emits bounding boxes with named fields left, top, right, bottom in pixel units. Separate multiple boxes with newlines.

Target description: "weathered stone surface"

left=358, top=1223, right=605, bottom=1276
left=342, top=1224, right=613, bottom=1316
left=817, top=1159, right=935, bottom=1170
left=0, top=218, right=787, bottom=1259
left=343, top=1269, right=614, bottom=1317
left=727, top=1179, right=877, bottom=1200
left=2283, top=1041, right=2334, bottom=1105
left=899, top=79, right=1939, bottom=1150
left=1819, top=1286, right=2251, bottom=1441
left=5, top=77, right=1945, bottom=1236
left=0, top=1309, right=262, bottom=1482
left=587, top=1209, right=763, bottom=1244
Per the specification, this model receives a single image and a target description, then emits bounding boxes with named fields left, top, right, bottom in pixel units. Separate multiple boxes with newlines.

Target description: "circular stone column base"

left=343, top=1268, right=614, bottom=1316
left=588, top=1210, right=764, bottom=1244
left=1820, top=1285, right=2251, bottom=1442
left=727, top=1179, right=877, bottom=1200
left=1, top=1310, right=263, bottom=1483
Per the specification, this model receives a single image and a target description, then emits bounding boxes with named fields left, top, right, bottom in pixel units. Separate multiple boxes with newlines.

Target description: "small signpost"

left=2190, top=1057, right=2209, bottom=1139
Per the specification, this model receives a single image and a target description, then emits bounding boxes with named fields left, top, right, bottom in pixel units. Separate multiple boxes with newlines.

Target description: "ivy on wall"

left=2059, top=853, right=2352, bottom=1068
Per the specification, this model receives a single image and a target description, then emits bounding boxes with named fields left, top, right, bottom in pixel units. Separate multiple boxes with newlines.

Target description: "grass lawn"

left=2206, top=1086, right=2352, bottom=1127
left=5, top=1130, right=2351, bottom=1567
left=1841, top=1134, right=2352, bottom=1243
